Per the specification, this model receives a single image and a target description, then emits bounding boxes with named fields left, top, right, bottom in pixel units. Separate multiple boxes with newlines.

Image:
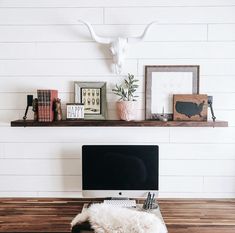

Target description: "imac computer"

left=82, top=145, right=159, bottom=198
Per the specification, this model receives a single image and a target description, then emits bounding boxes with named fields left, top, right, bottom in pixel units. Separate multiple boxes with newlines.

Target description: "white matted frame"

left=145, top=65, right=199, bottom=120
left=74, top=82, right=107, bottom=120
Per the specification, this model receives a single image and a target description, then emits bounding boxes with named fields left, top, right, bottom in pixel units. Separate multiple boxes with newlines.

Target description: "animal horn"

left=127, top=21, right=157, bottom=43
left=78, top=20, right=111, bottom=44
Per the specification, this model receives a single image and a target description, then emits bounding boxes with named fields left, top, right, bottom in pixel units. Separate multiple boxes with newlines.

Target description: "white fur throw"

left=71, top=203, right=167, bottom=233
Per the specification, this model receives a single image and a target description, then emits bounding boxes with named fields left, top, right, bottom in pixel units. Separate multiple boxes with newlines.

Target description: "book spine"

left=44, top=90, right=47, bottom=122
left=44, top=90, right=48, bottom=122
left=47, top=90, right=51, bottom=122
left=42, top=90, right=46, bottom=122
left=37, top=90, right=40, bottom=121
left=37, top=90, right=43, bottom=122
left=44, top=90, right=50, bottom=122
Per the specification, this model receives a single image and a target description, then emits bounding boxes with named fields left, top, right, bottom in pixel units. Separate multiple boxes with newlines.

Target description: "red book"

left=37, top=89, right=58, bottom=122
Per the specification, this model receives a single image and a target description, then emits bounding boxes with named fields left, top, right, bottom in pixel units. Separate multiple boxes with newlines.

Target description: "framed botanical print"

left=74, top=82, right=107, bottom=120
left=145, top=65, right=200, bottom=120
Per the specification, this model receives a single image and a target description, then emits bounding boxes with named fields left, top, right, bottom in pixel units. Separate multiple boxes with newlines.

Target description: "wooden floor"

left=0, top=198, right=235, bottom=233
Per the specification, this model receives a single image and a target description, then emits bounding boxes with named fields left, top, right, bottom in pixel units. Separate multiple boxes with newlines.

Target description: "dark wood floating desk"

left=11, top=120, right=228, bottom=127
left=0, top=198, right=234, bottom=233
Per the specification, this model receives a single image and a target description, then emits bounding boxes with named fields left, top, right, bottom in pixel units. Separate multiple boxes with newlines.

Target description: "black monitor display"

left=82, top=145, right=159, bottom=191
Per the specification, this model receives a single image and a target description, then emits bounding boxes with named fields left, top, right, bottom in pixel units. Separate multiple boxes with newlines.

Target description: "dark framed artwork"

left=145, top=65, right=200, bottom=120
left=74, top=82, right=107, bottom=120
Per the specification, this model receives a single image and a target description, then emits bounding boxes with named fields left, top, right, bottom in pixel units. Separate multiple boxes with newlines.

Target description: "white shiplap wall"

left=0, top=0, right=235, bottom=198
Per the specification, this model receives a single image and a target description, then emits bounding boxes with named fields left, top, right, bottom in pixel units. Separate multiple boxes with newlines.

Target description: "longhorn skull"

left=79, top=20, right=157, bottom=74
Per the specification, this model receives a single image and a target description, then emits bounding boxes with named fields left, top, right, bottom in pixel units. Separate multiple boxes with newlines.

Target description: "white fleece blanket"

left=71, top=203, right=167, bottom=233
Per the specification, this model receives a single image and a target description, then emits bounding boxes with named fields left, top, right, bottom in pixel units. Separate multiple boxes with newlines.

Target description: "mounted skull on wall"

left=79, top=20, right=157, bottom=74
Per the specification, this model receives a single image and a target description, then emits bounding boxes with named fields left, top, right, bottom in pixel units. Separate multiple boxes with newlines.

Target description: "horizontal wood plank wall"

left=0, top=0, right=235, bottom=198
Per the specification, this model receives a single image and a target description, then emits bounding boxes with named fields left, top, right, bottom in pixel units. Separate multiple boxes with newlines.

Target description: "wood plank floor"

left=0, top=198, right=235, bottom=233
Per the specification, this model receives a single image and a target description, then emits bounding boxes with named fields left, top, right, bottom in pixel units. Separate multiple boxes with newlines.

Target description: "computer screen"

left=82, top=145, right=159, bottom=198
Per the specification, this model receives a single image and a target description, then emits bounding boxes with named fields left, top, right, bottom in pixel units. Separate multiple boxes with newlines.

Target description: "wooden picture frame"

left=173, top=94, right=208, bottom=121
left=74, top=82, right=107, bottom=120
left=145, top=65, right=200, bottom=120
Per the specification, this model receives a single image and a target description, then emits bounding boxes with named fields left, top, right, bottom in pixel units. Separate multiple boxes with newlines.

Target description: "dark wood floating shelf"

left=11, top=120, right=228, bottom=127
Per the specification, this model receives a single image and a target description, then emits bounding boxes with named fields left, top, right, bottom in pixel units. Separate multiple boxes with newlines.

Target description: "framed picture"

left=173, top=94, right=208, bottom=121
left=145, top=65, right=199, bottom=120
left=66, top=103, right=84, bottom=120
left=74, top=82, right=107, bottom=120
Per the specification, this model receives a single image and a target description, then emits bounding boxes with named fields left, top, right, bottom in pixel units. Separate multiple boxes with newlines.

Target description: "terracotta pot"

left=116, top=101, right=137, bottom=121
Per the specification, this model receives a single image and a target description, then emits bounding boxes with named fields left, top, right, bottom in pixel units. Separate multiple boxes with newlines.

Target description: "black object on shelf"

left=23, top=95, right=34, bottom=120
left=208, top=96, right=216, bottom=122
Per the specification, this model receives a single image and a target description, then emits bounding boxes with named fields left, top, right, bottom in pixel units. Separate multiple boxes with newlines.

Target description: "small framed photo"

left=145, top=65, right=199, bottom=120
left=74, top=82, right=107, bottom=120
left=66, top=103, right=84, bottom=120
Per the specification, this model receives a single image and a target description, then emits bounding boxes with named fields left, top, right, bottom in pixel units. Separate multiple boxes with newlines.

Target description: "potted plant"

left=112, top=73, right=139, bottom=121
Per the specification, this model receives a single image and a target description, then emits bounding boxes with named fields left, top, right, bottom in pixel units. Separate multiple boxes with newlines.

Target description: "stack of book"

left=37, top=90, right=58, bottom=122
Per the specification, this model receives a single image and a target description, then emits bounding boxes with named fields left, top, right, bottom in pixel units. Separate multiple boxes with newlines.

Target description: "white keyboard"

left=103, top=199, right=136, bottom=208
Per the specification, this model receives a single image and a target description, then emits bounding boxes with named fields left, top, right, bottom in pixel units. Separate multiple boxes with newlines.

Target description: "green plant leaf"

left=112, top=73, right=139, bottom=101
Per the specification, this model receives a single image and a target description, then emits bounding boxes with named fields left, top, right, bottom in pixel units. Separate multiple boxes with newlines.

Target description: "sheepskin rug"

left=71, top=203, right=167, bottom=233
